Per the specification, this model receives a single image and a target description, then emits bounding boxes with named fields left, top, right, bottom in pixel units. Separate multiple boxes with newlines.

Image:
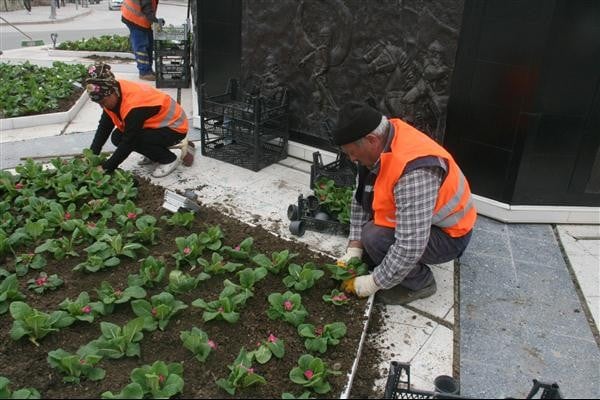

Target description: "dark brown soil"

left=0, top=176, right=385, bottom=398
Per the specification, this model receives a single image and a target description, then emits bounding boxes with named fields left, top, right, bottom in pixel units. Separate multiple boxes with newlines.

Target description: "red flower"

left=283, top=300, right=293, bottom=311
left=304, top=369, right=314, bottom=380
left=151, top=307, right=157, bottom=316
left=35, top=276, right=48, bottom=286
left=208, top=340, right=217, bottom=349
left=267, top=333, right=278, bottom=343
left=158, top=375, right=165, bottom=384
left=183, top=247, right=191, bottom=255
left=315, top=326, right=323, bottom=336
left=15, top=182, right=24, bottom=189
left=64, top=212, right=71, bottom=220
left=81, top=305, right=92, bottom=314
left=127, top=212, right=137, bottom=220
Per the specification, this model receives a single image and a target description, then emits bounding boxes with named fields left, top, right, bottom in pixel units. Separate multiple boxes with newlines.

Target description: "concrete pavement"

left=0, top=7, right=599, bottom=398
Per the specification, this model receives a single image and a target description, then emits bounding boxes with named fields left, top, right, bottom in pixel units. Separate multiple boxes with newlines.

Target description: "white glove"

left=353, top=274, right=380, bottom=297
left=339, top=247, right=363, bottom=264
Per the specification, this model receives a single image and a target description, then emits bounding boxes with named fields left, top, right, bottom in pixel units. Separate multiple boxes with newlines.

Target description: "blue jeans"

left=127, top=25, right=154, bottom=75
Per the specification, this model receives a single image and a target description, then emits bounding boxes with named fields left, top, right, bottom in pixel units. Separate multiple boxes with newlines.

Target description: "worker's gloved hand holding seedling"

left=338, top=247, right=363, bottom=264
left=341, top=274, right=379, bottom=298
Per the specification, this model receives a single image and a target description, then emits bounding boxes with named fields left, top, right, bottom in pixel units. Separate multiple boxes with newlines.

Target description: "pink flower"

left=114, top=289, right=122, bottom=297
left=256, top=341, right=261, bottom=347
left=315, top=326, right=323, bottom=336
left=15, top=182, right=24, bottom=189
left=208, top=340, right=217, bottom=349
left=268, top=333, right=278, bottom=343
left=246, top=367, right=255, bottom=374
left=158, top=375, right=165, bottom=384
left=64, top=212, right=71, bottom=220
left=333, top=294, right=348, bottom=302
left=283, top=300, right=293, bottom=311
left=127, top=212, right=137, bottom=220
left=151, top=307, right=157, bottom=316
left=35, top=276, right=48, bottom=286
left=234, top=245, right=241, bottom=251
left=81, top=305, right=92, bottom=314
left=79, top=359, right=86, bottom=365
left=304, top=369, right=314, bottom=380
left=183, top=247, right=191, bottom=255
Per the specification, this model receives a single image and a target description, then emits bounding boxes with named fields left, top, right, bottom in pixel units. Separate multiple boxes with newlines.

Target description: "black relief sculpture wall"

left=239, top=0, right=464, bottom=146
left=444, top=0, right=600, bottom=206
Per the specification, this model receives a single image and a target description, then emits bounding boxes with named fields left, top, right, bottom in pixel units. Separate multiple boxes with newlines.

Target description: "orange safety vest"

left=103, top=80, right=188, bottom=135
left=121, top=0, right=157, bottom=29
left=373, top=118, right=476, bottom=237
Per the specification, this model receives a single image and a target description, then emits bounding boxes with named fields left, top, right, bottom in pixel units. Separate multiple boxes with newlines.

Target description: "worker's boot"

left=139, top=72, right=156, bottom=81
left=375, top=278, right=437, bottom=306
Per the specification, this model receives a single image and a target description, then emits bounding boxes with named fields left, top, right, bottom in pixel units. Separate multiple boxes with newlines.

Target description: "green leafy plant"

left=47, top=348, right=105, bottom=384
left=221, top=237, right=254, bottom=260
left=322, top=289, right=350, bottom=306
left=58, top=291, right=104, bottom=322
left=324, top=258, right=369, bottom=281
left=197, top=225, right=224, bottom=251
left=180, top=326, right=217, bottom=363
left=191, top=286, right=248, bottom=324
left=166, top=269, right=210, bottom=295
left=253, top=333, right=285, bottom=364
left=282, top=392, right=313, bottom=399
left=251, top=249, right=299, bottom=274
left=131, top=292, right=188, bottom=331
left=297, top=322, right=347, bottom=353
left=84, top=317, right=145, bottom=359
left=172, top=233, right=205, bottom=269
left=95, top=281, right=146, bottom=315
left=282, top=262, right=324, bottom=291
left=13, top=252, right=46, bottom=276
left=129, top=215, right=160, bottom=245
left=266, top=291, right=308, bottom=327
left=101, top=361, right=184, bottom=399
left=216, top=348, right=266, bottom=395
left=57, top=34, right=131, bottom=52
left=161, top=211, right=195, bottom=229
left=198, top=252, right=243, bottom=275
left=80, top=198, right=113, bottom=221
left=127, top=256, right=167, bottom=288
left=9, top=301, right=74, bottom=346
left=289, top=354, right=341, bottom=394
left=34, top=229, right=82, bottom=260
left=0, top=376, right=40, bottom=399
left=27, top=272, right=63, bottom=294
left=0, top=274, right=25, bottom=314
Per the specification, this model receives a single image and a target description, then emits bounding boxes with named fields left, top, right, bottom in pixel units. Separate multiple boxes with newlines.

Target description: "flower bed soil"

left=0, top=175, right=377, bottom=398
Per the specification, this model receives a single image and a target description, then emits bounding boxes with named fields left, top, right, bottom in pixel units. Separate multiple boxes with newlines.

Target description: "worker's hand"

left=157, top=17, right=165, bottom=26
left=96, top=165, right=105, bottom=173
left=341, top=274, right=379, bottom=297
left=338, top=247, right=363, bottom=265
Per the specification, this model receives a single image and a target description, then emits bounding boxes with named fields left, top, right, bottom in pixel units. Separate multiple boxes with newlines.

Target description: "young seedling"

left=27, top=272, right=63, bottom=294
left=131, top=292, right=188, bottom=331
left=13, top=252, right=46, bottom=276
left=324, top=257, right=369, bottom=281
left=297, top=322, right=347, bottom=353
left=221, top=237, right=254, bottom=261
left=58, top=291, right=104, bottom=323
left=161, top=210, right=195, bottom=229
left=165, top=269, right=210, bottom=295
left=127, top=256, right=167, bottom=288
left=322, top=289, right=350, bottom=306
left=0, top=376, right=40, bottom=399
left=266, top=291, right=308, bottom=327
left=251, top=249, right=299, bottom=274
left=216, top=348, right=266, bottom=395
left=0, top=274, right=25, bottom=314
left=198, top=252, right=243, bottom=275
left=9, top=301, right=74, bottom=346
left=47, top=348, right=105, bottom=384
left=253, top=333, right=285, bottom=364
left=180, top=326, right=216, bottom=363
left=282, top=262, right=324, bottom=291
left=289, top=354, right=341, bottom=394
left=83, top=317, right=145, bottom=359
left=101, top=361, right=183, bottom=399
left=95, top=281, right=146, bottom=315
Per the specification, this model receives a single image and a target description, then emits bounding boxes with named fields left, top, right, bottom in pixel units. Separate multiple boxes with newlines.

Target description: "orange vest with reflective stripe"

left=373, top=118, right=476, bottom=238
left=121, top=0, right=157, bottom=29
left=103, top=80, right=188, bottom=135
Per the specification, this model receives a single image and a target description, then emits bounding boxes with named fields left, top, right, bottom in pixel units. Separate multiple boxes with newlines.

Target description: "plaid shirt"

left=348, top=132, right=446, bottom=289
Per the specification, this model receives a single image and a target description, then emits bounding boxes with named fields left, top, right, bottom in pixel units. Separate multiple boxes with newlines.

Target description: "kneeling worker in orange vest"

left=335, top=101, right=476, bottom=305
left=85, top=62, right=188, bottom=178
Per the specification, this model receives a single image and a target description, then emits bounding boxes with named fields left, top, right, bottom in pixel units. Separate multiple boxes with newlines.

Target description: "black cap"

left=332, top=101, right=382, bottom=145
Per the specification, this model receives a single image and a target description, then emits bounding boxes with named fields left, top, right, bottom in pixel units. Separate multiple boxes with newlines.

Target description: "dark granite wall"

left=240, top=0, right=465, bottom=143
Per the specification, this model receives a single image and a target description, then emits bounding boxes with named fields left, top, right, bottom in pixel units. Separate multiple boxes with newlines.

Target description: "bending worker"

left=336, top=101, right=476, bottom=305
left=85, top=62, right=188, bottom=178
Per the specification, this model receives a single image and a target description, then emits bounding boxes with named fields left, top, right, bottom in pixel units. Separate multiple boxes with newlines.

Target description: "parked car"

left=108, top=0, right=123, bottom=10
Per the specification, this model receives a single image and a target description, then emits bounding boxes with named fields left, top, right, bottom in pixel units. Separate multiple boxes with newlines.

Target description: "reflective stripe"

left=364, top=185, right=373, bottom=192
left=156, top=98, right=177, bottom=128
left=436, top=197, right=474, bottom=228
left=431, top=169, right=466, bottom=225
left=171, top=111, right=187, bottom=131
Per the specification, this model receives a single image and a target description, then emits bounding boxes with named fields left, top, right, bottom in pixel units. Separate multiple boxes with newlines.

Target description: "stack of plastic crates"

left=200, top=78, right=289, bottom=172
left=153, top=21, right=190, bottom=89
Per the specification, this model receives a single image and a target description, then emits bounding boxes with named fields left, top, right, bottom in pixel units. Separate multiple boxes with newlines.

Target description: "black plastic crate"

left=310, top=151, right=357, bottom=189
left=155, top=49, right=190, bottom=89
left=383, top=361, right=563, bottom=400
left=287, top=194, right=349, bottom=237
left=200, top=78, right=289, bottom=172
